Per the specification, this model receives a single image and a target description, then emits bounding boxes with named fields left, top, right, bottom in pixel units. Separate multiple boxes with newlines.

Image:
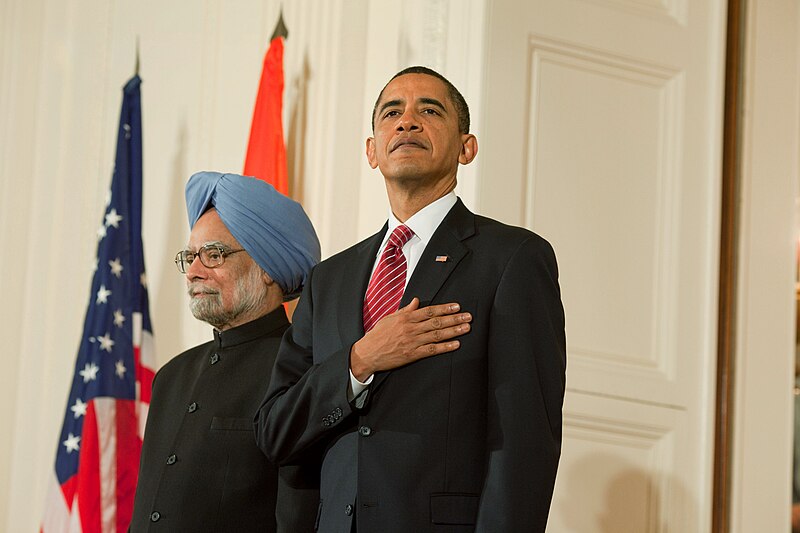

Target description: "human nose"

left=396, top=110, right=420, bottom=132
left=185, top=254, right=208, bottom=280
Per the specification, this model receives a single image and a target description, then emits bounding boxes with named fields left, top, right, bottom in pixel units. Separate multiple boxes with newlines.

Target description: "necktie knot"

left=388, top=224, right=414, bottom=249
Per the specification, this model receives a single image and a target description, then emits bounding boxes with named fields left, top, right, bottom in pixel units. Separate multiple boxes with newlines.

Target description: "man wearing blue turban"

left=131, top=172, right=321, bottom=532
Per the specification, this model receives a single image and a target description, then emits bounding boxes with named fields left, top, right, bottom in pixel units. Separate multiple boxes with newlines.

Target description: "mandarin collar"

left=212, top=306, right=289, bottom=349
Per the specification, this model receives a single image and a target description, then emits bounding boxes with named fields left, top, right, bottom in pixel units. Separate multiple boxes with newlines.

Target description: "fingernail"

left=450, top=304, right=460, bottom=312
left=462, top=313, right=471, bottom=321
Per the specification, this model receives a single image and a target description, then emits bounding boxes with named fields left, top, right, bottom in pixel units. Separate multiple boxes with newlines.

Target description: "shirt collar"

left=212, top=305, right=289, bottom=349
left=382, top=191, right=457, bottom=252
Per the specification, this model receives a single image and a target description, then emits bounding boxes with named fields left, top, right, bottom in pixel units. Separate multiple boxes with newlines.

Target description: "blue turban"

left=185, top=171, right=320, bottom=300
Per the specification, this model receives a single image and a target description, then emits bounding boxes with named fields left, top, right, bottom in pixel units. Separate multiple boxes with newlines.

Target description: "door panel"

left=478, top=0, right=727, bottom=530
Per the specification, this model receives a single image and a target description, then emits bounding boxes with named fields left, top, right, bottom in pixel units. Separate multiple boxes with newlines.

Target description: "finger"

left=409, top=302, right=461, bottom=322
left=420, top=312, right=472, bottom=333
left=398, top=297, right=420, bottom=314
left=412, top=339, right=461, bottom=361
left=420, top=322, right=470, bottom=344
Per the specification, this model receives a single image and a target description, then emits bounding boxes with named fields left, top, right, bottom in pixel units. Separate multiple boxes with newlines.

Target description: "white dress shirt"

left=349, top=192, right=458, bottom=399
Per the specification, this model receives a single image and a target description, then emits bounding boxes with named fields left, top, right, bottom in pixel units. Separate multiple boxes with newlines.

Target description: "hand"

left=350, top=298, right=471, bottom=381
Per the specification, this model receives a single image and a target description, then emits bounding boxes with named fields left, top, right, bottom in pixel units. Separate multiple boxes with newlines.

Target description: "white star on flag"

left=96, top=285, right=111, bottom=304
left=97, top=225, right=107, bottom=241
left=97, top=333, right=115, bottom=353
left=70, top=398, right=87, bottom=419
left=115, top=360, right=127, bottom=378
left=113, top=309, right=126, bottom=328
left=140, top=272, right=148, bottom=288
left=63, top=433, right=81, bottom=453
left=79, top=363, right=100, bottom=383
left=91, top=258, right=98, bottom=273
left=105, top=189, right=112, bottom=207
left=109, top=258, right=123, bottom=278
left=105, top=208, right=123, bottom=228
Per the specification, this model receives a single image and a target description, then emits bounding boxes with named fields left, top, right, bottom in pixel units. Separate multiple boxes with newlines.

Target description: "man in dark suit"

left=256, top=66, right=566, bottom=532
left=130, top=172, right=320, bottom=532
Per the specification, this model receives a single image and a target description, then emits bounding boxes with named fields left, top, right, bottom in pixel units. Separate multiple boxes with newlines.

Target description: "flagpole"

left=135, top=36, right=140, bottom=76
left=271, top=9, right=288, bottom=41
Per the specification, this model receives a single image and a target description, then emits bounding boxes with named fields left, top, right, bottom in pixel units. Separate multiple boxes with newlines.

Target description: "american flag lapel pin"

left=435, top=255, right=449, bottom=262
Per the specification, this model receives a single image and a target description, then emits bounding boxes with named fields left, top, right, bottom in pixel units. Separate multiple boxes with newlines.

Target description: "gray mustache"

left=187, top=284, right=219, bottom=297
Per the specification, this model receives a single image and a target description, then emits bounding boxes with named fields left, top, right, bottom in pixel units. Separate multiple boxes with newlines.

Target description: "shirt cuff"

left=348, top=369, right=374, bottom=402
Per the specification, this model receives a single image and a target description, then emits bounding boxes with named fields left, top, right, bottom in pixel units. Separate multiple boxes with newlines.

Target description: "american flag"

left=41, top=74, right=156, bottom=533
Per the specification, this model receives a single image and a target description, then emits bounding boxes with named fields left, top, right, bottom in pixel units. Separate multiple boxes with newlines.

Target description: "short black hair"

left=371, top=66, right=470, bottom=134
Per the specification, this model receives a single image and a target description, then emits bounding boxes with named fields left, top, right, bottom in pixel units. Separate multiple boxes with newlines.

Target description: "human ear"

left=458, top=135, right=478, bottom=165
left=366, top=137, right=379, bottom=169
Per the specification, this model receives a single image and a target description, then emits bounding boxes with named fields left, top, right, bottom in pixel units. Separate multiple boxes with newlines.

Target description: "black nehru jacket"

left=130, top=307, right=317, bottom=532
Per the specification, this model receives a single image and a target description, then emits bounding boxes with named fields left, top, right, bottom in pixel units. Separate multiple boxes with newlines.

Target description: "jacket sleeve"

left=255, top=267, right=357, bottom=465
left=476, top=235, right=567, bottom=531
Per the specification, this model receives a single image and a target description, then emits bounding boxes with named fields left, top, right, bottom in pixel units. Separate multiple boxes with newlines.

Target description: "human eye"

left=205, top=248, right=223, bottom=261
left=383, top=109, right=400, bottom=119
left=421, top=107, right=441, bottom=116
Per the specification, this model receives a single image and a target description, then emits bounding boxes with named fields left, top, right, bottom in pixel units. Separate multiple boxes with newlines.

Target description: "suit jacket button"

left=345, top=504, right=353, bottom=516
left=187, top=402, right=198, bottom=413
left=150, top=511, right=161, bottom=522
left=166, top=454, right=177, bottom=465
left=334, top=407, right=342, bottom=416
left=358, top=425, right=372, bottom=437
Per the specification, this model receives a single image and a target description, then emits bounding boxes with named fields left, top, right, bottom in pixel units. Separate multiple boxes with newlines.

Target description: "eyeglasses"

left=174, top=244, right=246, bottom=274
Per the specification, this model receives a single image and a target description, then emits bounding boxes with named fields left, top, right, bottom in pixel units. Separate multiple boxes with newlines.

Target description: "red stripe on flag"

left=60, top=475, right=77, bottom=510
left=133, top=345, right=154, bottom=404
left=243, top=36, right=288, bottom=194
left=78, top=401, right=102, bottom=533
left=116, top=400, right=140, bottom=532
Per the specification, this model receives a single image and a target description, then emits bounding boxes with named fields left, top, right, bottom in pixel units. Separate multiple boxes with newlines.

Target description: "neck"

left=385, top=176, right=456, bottom=222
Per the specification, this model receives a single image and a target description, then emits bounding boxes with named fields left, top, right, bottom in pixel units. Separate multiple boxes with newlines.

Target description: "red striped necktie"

left=362, top=224, right=415, bottom=332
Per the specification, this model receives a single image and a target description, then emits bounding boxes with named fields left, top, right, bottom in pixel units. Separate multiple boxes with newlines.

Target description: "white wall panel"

left=479, top=0, right=727, bottom=530
left=526, top=36, right=685, bottom=404
left=549, top=392, right=690, bottom=532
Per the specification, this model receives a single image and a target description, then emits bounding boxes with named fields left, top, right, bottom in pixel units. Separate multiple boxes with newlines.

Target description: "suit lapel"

left=401, top=200, right=474, bottom=308
left=337, top=224, right=388, bottom=345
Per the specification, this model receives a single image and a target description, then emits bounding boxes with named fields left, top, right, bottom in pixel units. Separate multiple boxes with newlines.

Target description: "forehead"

left=379, top=73, right=452, bottom=109
left=188, top=209, right=240, bottom=248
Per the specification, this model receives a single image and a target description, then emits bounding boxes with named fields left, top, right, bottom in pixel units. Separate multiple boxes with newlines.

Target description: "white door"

left=477, top=1, right=728, bottom=531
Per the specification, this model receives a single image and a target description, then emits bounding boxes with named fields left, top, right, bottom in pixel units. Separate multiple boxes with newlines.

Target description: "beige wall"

left=0, top=0, right=796, bottom=531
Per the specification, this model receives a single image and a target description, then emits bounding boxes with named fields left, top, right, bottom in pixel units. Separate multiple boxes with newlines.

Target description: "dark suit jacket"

left=130, top=308, right=318, bottom=532
left=256, top=200, right=566, bottom=532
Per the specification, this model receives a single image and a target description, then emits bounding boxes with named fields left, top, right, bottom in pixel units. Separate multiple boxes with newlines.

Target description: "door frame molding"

left=713, top=0, right=745, bottom=530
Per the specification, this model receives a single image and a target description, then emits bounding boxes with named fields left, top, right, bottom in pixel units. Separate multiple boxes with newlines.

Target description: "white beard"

left=188, top=264, right=267, bottom=329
